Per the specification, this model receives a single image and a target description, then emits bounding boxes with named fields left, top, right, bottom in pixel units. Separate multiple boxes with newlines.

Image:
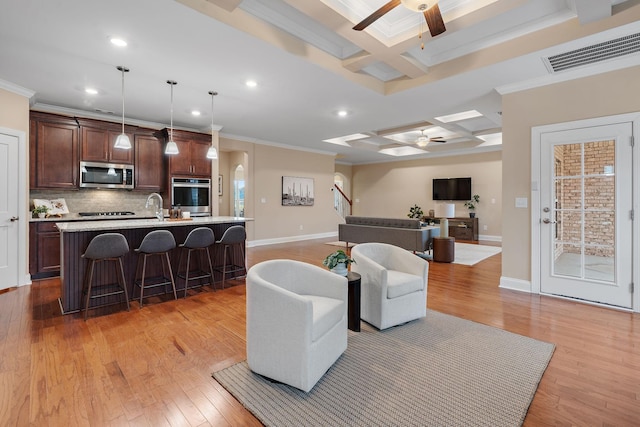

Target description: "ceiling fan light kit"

left=400, top=0, right=437, bottom=12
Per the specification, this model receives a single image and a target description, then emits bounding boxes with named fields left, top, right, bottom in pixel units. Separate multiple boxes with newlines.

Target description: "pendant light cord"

left=167, top=80, right=177, bottom=142
left=117, top=66, right=129, bottom=135
left=121, top=68, right=125, bottom=134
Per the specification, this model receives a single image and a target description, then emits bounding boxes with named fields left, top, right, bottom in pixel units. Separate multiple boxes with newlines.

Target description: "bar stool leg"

left=117, top=257, right=130, bottom=311
left=84, top=259, right=96, bottom=321
left=205, top=247, right=215, bottom=290
left=184, top=249, right=192, bottom=298
left=139, top=254, right=148, bottom=307
left=165, top=252, right=178, bottom=300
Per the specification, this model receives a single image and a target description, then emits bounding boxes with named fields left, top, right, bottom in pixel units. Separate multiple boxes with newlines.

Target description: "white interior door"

left=0, top=132, right=19, bottom=290
left=539, top=123, right=633, bottom=308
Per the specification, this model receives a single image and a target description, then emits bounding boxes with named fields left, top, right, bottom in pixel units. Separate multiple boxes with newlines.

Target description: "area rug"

left=213, top=310, right=554, bottom=427
left=453, top=243, right=502, bottom=266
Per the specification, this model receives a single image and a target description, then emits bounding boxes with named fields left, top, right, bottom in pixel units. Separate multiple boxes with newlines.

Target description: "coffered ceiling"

left=1, top=0, right=639, bottom=163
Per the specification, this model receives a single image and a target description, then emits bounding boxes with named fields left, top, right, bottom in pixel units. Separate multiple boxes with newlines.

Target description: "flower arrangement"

left=407, top=204, right=424, bottom=219
left=32, top=205, right=49, bottom=217
left=322, top=249, right=355, bottom=270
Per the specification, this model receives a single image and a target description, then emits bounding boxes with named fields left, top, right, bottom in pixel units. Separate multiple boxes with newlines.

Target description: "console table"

left=424, top=217, right=479, bottom=241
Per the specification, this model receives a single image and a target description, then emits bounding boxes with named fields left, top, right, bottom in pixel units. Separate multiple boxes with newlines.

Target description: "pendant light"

left=114, top=66, right=132, bottom=149
left=165, top=80, right=179, bottom=155
left=207, top=90, right=218, bottom=160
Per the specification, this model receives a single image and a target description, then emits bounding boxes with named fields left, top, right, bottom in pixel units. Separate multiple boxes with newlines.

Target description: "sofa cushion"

left=386, top=271, right=423, bottom=299
left=304, top=295, right=345, bottom=342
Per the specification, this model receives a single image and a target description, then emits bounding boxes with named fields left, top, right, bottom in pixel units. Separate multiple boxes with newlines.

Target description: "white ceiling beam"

left=204, top=0, right=242, bottom=12
left=571, top=0, right=612, bottom=24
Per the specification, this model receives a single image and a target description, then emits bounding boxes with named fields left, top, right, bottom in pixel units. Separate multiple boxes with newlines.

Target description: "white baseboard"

left=247, top=231, right=338, bottom=248
left=499, top=276, right=531, bottom=293
left=479, top=234, right=502, bottom=242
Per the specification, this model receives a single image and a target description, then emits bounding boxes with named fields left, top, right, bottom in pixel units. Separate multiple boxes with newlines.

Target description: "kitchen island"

left=56, top=217, right=249, bottom=313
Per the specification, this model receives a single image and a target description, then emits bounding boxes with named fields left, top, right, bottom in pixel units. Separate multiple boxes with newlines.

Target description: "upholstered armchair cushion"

left=351, top=242, right=428, bottom=330
left=246, top=259, right=348, bottom=392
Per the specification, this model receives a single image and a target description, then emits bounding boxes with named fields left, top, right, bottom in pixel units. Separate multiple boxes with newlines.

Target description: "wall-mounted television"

left=432, top=177, right=472, bottom=201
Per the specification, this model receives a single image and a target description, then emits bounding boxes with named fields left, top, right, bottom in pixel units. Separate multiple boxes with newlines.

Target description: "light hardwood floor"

left=1, top=238, right=639, bottom=426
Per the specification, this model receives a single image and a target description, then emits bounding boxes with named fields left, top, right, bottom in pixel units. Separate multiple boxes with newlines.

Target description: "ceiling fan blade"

left=430, top=137, right=447, bottom=143
left=353, top=0, right=401, bottom=31
left=423, top=3, right=446, bottom=37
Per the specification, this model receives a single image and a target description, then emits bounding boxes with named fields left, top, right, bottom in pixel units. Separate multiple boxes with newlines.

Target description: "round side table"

left=346, top=271, right=361, bottom=332
left=433, top=237, right=455, bottom=263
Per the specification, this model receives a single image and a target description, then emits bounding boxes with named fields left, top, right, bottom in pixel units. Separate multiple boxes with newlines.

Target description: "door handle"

left=10, top=216, right=19, bottom=222
left=542, top=218, right=556, bottom=224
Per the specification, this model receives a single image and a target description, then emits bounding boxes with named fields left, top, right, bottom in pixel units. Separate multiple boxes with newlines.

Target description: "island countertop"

left=57, top=217, right=249, bottom=313
left=56, top=216, right=252, bottom=233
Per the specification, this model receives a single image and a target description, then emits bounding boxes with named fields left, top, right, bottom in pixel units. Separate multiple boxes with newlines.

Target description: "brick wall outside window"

left=553, top=140, right=615, bottom=259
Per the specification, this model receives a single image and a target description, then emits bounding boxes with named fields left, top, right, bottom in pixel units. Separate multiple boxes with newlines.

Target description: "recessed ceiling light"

left=337, top=110, right=349, bottom=118
left=85, top=88, right=98, bottom=95
left=110, top=37, right=127, bottom=47
left=435, top=110, right=482, bottom=123
left=246, top=80, right=257, bottom=88
left=191, top=110, right=201, bottom=116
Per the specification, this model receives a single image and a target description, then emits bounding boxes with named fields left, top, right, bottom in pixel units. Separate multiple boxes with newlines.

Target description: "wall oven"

left=171, top=177, right=211, bottom=216
left=80, top=161, right=134, bottom=189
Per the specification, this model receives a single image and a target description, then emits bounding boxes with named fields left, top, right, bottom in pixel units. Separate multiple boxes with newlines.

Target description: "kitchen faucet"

left=145, top=193, right=164, bottom=221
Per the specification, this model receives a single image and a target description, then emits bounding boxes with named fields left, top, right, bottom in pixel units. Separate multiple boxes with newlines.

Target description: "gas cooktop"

left=78, top=211, right=136, bottom=217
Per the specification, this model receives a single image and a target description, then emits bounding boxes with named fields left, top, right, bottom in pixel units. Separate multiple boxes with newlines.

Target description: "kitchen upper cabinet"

left=30, top=112, right=79, bottom=189
left=80, top=121, right=134, bottom=164
left=163, top=129, right=212, bottom=177
left=135, top=133, right=164, bottom=191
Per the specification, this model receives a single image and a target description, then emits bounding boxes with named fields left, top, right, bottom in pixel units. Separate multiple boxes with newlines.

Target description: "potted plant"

left=407, top=204, right=424, bottom=220
left=463, top=194, right=480, bottom=218
left=32, top=204, right=49, bottom=218
left=322, top=249, right=355, bottom=276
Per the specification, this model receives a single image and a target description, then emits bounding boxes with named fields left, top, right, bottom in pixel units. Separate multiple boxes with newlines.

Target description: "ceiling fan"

left=353, top=0, right=446, bottom=37
left=416, top=130, right=446, bottom=147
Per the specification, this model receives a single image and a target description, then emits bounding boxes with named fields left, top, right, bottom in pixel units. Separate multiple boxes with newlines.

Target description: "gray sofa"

left=338, top=216, right=440, bottom=252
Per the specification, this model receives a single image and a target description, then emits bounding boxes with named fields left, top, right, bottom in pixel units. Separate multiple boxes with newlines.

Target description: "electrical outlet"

left=299, top=225, right=303, bottom=230
left=483, top=225, right=488, bottom=231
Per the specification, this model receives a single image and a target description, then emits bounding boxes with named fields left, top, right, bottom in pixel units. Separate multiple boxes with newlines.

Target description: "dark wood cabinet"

left=164, top=129, right=212, bottom=178
left=426, top=217, right=479, bottom=241
left=448, top=217, right=479, bottom=241
left=29, top=222, right=63, bottom=279
left=80, top=121, right=134, bottom=164
left=30, top=112, right=79, bottom=189
left=135, top=133, right=164, bottom=191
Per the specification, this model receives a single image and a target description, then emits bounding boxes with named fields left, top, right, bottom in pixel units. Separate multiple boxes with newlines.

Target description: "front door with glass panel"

left=540, top=123, right=633, bottom=308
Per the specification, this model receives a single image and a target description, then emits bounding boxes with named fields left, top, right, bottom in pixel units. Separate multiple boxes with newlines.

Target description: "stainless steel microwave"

left=80, top=161, right=134, bottom=189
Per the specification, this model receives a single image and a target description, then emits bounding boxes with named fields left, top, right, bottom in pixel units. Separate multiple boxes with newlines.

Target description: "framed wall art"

left=282, top=176, right=314, bottom=206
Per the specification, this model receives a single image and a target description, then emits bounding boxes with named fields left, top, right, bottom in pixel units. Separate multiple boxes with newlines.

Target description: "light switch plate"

left=515, top=197, right=528, bottom=208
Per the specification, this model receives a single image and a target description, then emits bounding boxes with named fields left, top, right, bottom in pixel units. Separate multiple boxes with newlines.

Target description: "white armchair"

left=246, top=259, right=348, bottom=392
left=351, top=242, right=428, bottom=330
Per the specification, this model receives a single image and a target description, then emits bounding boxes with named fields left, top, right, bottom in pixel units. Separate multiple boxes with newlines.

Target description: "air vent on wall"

left=544, top=32, right=640, bottom=73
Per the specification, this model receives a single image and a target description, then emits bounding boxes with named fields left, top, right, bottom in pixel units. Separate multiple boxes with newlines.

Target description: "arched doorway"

left=233, top=164, right=245, bottom=217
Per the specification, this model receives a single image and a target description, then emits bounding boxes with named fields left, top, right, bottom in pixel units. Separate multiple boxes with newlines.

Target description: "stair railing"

left=332, top=184, right=352, bottom=220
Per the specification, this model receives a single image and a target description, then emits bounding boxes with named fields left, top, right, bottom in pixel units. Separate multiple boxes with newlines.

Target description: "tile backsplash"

left=30, top=189, right=159, bottom=216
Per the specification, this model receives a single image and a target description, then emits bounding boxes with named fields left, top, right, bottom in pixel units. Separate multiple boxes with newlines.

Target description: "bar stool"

left=176, top=227, right=216, bottom=297
left=134, top=230, right=178, bottom=307
left=81, top=233, right=130, bottom=320
left=214, top=225, right=247, bottom=288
